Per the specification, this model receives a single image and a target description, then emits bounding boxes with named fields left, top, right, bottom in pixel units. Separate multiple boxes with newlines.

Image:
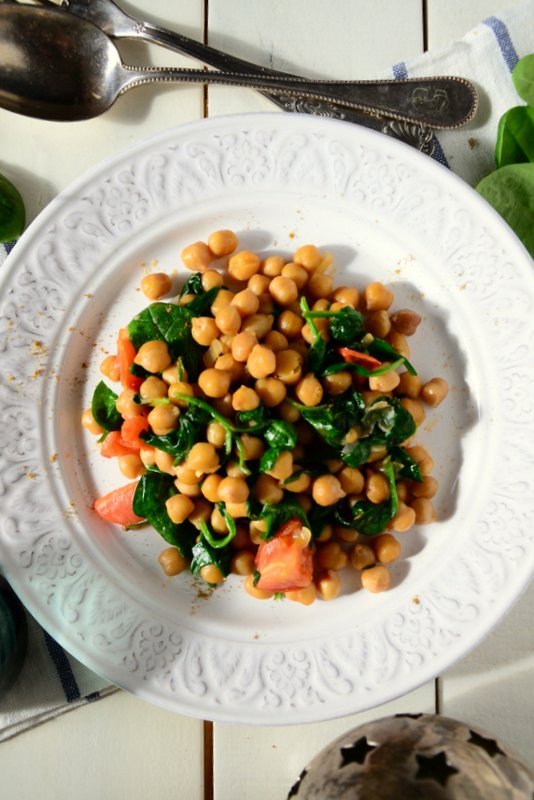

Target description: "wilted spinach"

left=91, top=380, right=122, bottom=432
left=132, top=471, right=196, bottom=557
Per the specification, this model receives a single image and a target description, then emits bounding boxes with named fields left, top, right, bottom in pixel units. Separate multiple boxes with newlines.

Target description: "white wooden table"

left=1, top=1, right=532, bottom=798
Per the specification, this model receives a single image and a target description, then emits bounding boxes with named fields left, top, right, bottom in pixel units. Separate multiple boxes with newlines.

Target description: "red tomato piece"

left=255, top=519, right=313, bottom=593
left=117, top=328, right=143, bottom=392
left=93, top=481, right=145, bottom=526
left=338, top=346, right=382, bottom=369
left=99, top=430, right=139, bottom=458
left=120, top=416, right=150, bottom=450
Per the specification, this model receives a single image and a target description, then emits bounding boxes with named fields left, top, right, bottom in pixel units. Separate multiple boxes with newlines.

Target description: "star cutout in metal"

left=340, top=737, right=377, bottom=767
left=468, top=730, right=506, bottom=758
left=415, top=751, right=459, bottom=786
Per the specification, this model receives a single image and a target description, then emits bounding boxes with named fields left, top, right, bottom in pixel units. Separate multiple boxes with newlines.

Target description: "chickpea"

left=205, top=421, right=227, bottom=449
left=241, top=313, right=274, bottom=340
left=116, top=454, right=144, bottom=479
left=261, top=255, right=285, bottom=277
left=211, top=506, right=229, bottom=533
left=240, top=434, right=264, bottom=460
left=156, top=449, right=177, bottom=475
left=255, top=377, right=287, bottom=408
left=192, top=316, right=220, bottom=347
left=286, top=584, right=317, bottom=605
left=273, top=349, right=303, bottom=385
left=278, top=399, right=300, bottom=423
left=388, top=331, right=410, bottom=358
left=213, top=305, right=240, bottom=336
left=361, top=564, right=391, bottom=593
left=100, top=354, right=120, bottom=382
left=231, top=330, right=258, bottom=363
left=411, top=498, right=436, bottom=524
left=231, top=550, right=256, bottom=576
left=140, top=375, right=168, bottom=402
left=390, top=309, right=422, bottom=336
left=323, top=371, right=353, bottom=396
left=397, top=371, right=423, bottom=398
left=247, top=344, right=276, bottom=379
left=200, top=564, right=225, bottom=585
left=159, top=546, right=189, bottom=577
left=331, top=286, right=360, bottom=307
left=249, top=519, right=268, bottom=545
left=228, top=250, right=260, bottom=281
left=420, top=377, right=449, bottom=407
left=201, top=473, right=223, bottom=503
left=134, top=340, right=172, bottom=373
left=212, top=393, right=234, bottom=418
left=400, top=397, right=426, bottom=427
left=307, top=272, right=334, bottom=299
left=207, top=228, right=238, bottom=257
left=391, top=502, right=416, bottom=533
left=141, top=272, right=172, bottom=300
left=284, top=469, right=311, bottom=493
left=312, top=475, right=346, bottom=507
left=412, top=475, right=438, bottom=499
left=210, top=288, right=235, bottom=315
left=181, top=241, right=213, bottom=272
left=167, top=381, right=195, bottom=408
left=232, top=289, right=260, bottom=318
left=147, top=404, right=180, bottom=435
left=162, top=363, right=188, bottom=385
left=225, top=501, right=249, bottom=519
left=295, top=373, right=324, bottom=407
left=253, top=474, right=284, bottom=504
left=201, top=269, right=224, bottom=292
left=366, top=310, right=392, bottom=338
left=186, top=442, right=220, bottom=475
left=231, top=386, right=260, bottom=412
left=350, top=543, right=375, bottom=571
left=316, top=570, right=341, bottom=601
left=265, top=450, right=294, bottom=481
left=263, top=330, right=288, bottom=352
left=316, top=541, right=348, bottom=571
left=364, top=282, right=393, bottom=311
left=244, top=573, right=273, bottom=600
left=248, top=273, right=271, bottom=296
left=198, top=367, right=231, bottom=398
left=293, top=244, right=322, bottom=271
left=368, top=367, right=401, bottom=392
left=281, top=262, right=308, bottom=289
left=174, top=479, right=202, bottom=497
left=178, top=293, right=196, bottom=307
left=338, top=466, right=364, bottom=495
left=276, top=309, right=304, bottom=339
left=81, top=407, right=104, bottom=435
left=186, top=498, right=212, bottom=530
left=215, top=354, right=244, bottom=384
left=231, top=526, right=251, bottom=550
left=374, top=533, right=401, bottom=563
left=140, top=445, right=156, bottom=468
left=365, top=471, right=390, bottom=504
left=269, top=275, right=298, bottom=307
left=165, top=494, right=195, bottom=524
left=406, top=445, right=433, bottom=476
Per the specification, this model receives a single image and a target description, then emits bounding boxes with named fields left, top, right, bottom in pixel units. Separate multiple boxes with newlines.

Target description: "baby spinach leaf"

left=294, top=391, right=365, bottom=448
left=495, top=106, right=534, bottom=167
left=477, top=163, right=534, bottom=257
left=255, top=496, right=309, bottom=539
left=0, top=173, right=25, bottom=242
left=512, top=53, right=534, bottom=107
left=132, top=472, right=196, bottom=557
left=367, top=338, right=417, bottom=375
left=390, top=445, right=422, bottom=482
left=142, top=405, right=211, bottom=462
left=183, top=285, right=221, bottom=316
left=179, top=272, right=203, bottom=297
left=91, top=381, right=122, bottom=431
left=327, top=306, right=365, bottom=344
left=263, top=420, right=298, bottom=450
left=259, top=447, right=281, bottom=473
left=190, top=539, right=231, bottom=577
left=341, top=438, right=374, bottom=468
left=198, top=508, right=237, bottom=549
left=127, top=302, right=203, bottom=378
left=361, top=397, right=416, bottom=444
left=350, top=461, right=398, bottom=536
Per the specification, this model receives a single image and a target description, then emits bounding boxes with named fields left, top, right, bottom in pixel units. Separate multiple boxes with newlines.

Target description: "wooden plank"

left=206, top=0, right=424, bottom=117
left=0, top=692, right=205, bottom=800
left=213, top=683, right=435, bottom=800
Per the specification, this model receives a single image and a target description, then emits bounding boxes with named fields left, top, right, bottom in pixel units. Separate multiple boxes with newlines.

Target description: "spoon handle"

left=121, top=66, right=476, bottom=130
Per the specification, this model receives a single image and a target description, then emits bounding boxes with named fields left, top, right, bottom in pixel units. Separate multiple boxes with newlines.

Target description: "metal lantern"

left=288, top=714, right=534, bottom=799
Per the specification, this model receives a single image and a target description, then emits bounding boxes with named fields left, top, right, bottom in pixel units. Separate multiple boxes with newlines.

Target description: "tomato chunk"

left=120, top=416, right=150, bottom=450
left=117, top=328, right=143, bottom=392
left=93, top=481, right=145, bottom=526
left=99, top=430, right=139, bottom=458
left=255, top=519, right=313, bottom=592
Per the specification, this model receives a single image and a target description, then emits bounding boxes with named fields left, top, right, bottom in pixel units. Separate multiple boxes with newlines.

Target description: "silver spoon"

left=0, top=5, right=477, bottom=127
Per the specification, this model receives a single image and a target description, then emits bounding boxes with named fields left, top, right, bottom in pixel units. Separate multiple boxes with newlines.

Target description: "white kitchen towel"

left=1, top=0, right=534, bottom=741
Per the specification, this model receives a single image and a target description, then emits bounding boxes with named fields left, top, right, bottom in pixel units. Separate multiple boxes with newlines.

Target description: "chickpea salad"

left=83, top=229, right=448, bottom=605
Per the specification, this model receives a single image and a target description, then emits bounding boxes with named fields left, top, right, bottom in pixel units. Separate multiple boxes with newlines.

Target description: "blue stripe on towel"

left=483, top=16, right=519, bottom=71
left=391, top=61, right=449, bottom=168
left=43, top=630, right=81, bottom=702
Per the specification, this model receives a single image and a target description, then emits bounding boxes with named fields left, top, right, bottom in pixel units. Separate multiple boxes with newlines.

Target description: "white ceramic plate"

left=1, top=114, right=534, bottom=725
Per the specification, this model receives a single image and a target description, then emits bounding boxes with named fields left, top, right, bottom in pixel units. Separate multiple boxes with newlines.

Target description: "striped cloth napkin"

left=1, top=0, right=533, bottom=741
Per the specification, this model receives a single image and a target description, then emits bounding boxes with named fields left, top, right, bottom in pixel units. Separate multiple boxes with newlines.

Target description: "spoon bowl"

left=0, top=5, right=478, bottom=127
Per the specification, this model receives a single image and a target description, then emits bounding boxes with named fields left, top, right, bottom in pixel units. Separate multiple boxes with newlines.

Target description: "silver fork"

left=17, top=0, right=436, bottom=151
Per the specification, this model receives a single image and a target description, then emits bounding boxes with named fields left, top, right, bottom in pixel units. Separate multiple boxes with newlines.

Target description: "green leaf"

left=367, top=338, right=417, bottom=375
left=263, top=420, right=298, bottom=450
left=294, top=390, right=365, bottom=449
left=253, top=496, right=309, bottom=539
left=179, top=272, right=203, bottom=297
left=361, top=397, right=416, bottom=444
left=512, top=53, right=534, bottom=107
left=350, top=461, right=399, bottom=536
left=0, top=173, right=25, bottom=242
left=477, top=163, right=534, bottom=258
left=91, top=381, right=122, bottom=431
left=190, top=538, right=231, bottom=577
left=127, top=302, right=203, bottom=379
left=183, top=285, right=221, bottom=316
left=495, top=106, right=534, bottom=167
left=142, top=404, right=211, bottom=461
left=390, top=445, right=423, bottom=482
left=133, top=472, right=196, bottom=557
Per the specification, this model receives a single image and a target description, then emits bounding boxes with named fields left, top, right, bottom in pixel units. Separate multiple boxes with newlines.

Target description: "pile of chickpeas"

left=83, top=228, right=449, bottom=605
